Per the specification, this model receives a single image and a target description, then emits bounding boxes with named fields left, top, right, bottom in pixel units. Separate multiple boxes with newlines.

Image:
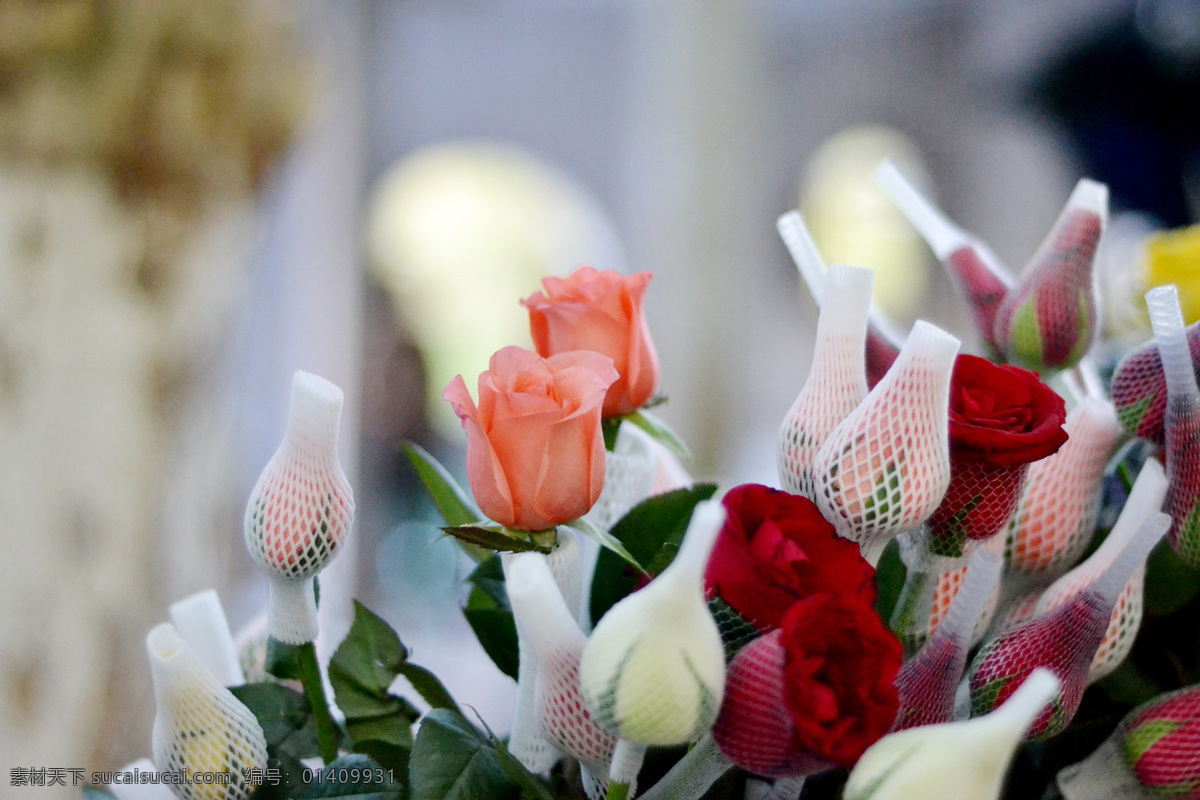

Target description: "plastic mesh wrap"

left=503, top=529, right=583, bottom=774
left=812, top=321, right=959, bottom=565
left=926, top=533, right=1004, bottom=644
left=169, top=590, right=245, bottom=688
left=993, top=179, right=1107, bottom=372
left=505, top=550, right=615, bottom=799
left=968, top=512, right=1170, bottom=739
left=1146, top=286, right=1200, bottom=568
left=586, top=422, right=657, bottom=531
left=778, top=265, right=872, bottom=499
left=579, top=502, right=726, bottom=748
left=1111, top=321, right=1200, bottom=446
left=892, top=551, right=1002, bottom=731
left=875, top=160, right=1014, bottom=357
left=147, top=623, right=268, bottom=800
left=1058, top=683, right=1200, bottom=800
left=1005, top=398, right=1122, bottom=580
left=244, top=372, right=355, bottom=644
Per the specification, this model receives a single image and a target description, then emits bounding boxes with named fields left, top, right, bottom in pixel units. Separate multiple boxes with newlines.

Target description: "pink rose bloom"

left=522, top=266, right=660, bottom=417
left=444, top=346, right=618, bottom=531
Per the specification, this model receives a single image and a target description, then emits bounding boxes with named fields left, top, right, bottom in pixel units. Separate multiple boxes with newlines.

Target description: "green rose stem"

left=296, top=639, right=340, bottom=764
left=889, top=552, right=939, bottom=656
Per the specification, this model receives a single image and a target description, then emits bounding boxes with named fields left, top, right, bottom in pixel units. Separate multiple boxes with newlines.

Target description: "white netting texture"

left=812, top=320, right=958, bottom=564
left=585, top=422, right=658, bottom=531
left=637, top=734, right=733, bottom=800
left=505, top=550, right=614, bottom=798
left=147, top=623, right=268, bottom=800
left=504, top=529, right=583, bottom=775
left=925, top=533, right=1004, bottom=646
left=1058, top=683, right=1200, bottom=800
left=968, top=512, right=1169, bottom=740
left=244, top=371, right=355, bottom=644
left=579, top=502, right=726, bottom=747
left=1110, top=321, right=1200, bottom=446
left=1004, top=398, right=1122, bottom=580
left=992, top=180, right=1106, bottom=372
left=778, top=264, right=872, bottom=499
left=892, top=551, right=1002, bottom=731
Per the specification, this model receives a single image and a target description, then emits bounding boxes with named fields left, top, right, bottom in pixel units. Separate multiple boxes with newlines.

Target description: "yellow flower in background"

left=1144, top=224, right=1200, bottom=325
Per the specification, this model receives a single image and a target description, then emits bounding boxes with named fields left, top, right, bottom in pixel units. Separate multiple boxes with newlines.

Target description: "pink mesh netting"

left=147, top=623, right=268, bottom=800
left=1146, top=286, right=1200, bottom=568
left=1004, top=398, right=1122, bottom=581
left=778, top=264, right=872, bottom=499
left=992, top=179, right=1107, bottom=372
left=967, top=512, right=1169, bottom=740
left=504, top=529, right=583, bottom=775
left=243, top=372, right=355, bottom=644
left=1111, top=321, right=1200, bottom=446
left=811, top=321, right=959, bottom=565
left=1058, top=683, right=1200, bottom=800
left=505, top=550, right=615, bottom=799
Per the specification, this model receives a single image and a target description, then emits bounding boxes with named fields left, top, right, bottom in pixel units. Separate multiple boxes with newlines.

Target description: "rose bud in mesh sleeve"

left=147, top=623, right=268, bottom=800
left=812, top=321, right=960, bottom=565
left=926, top=355, right=1068, bottom=558
left=875, top=160, right=1015, bottom=358
left=1110, top=321, right=1200, bottom=446
left=993, top=179, right=1108, bottom=372
left=244, top=371, right=355, bottom=645
left=778, top=265, right=872, bottom=498
left=845, top=670, right=1061, bottom=800
left=703, top=484, right=876, bottom=651
left=967, top=512, right=1169, bottom=739
left=1146, top=285, right=1200, bottom=567
left=505, top=550, right=616, bottom=799
left=1005, top=397, right=1122, bottom=580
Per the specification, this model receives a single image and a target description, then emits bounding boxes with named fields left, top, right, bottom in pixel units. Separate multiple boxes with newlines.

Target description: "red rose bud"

left=779, top=265, right=872, bottom=499
left=927, top=355, right=1068, bottom=556
left=775, top=210, right=903, bottom=389
left=813, top=321, right=959, bottom=565
left=704, top=484, right=876, bottom=635
left=713, top=595, right=902, bottom=774
left=993, top=179, right=1108, bottom=372
left=1123, top=685, right=1200, bottom=799
left=892, top=551, right=1002, bottom=731
left=1005, top=398, right=1122, bottom=579
left=876, top=160, right=1015, bottom=356
left=1146, top=286, right=1200, bottom=568
left=1110, top=320, right=1200, bottom=446
left=968, top=512, right=1169, bottom=739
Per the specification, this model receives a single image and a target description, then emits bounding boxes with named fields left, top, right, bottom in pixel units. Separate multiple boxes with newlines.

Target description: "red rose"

left=704, top=484, right=876, bottom=632
left=928, top=355, right=1068, bottom=551
left=781, top=595, right=902, bottom=767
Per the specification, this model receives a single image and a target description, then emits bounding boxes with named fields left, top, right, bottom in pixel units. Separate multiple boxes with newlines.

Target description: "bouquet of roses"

left=97, top=162, right=1200, bottom=800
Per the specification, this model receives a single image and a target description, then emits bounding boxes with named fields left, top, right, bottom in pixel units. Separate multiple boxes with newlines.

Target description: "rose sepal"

left=440, top=521, right=558, bottom=555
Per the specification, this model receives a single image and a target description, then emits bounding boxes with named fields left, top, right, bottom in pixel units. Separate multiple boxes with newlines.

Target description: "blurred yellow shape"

left=1144, top=224, right=1200, bottom=324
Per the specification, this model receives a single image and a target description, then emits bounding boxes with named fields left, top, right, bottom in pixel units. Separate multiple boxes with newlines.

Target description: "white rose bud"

left=579, top=500, right=727, bottom=746
left=843, top=669, right=1061, bottom=800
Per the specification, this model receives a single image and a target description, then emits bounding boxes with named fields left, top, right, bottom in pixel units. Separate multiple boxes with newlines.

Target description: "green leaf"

left=291, top=753, right=405, bottom=799
left=588, top=484, right=718, bottom=625
left=441, top=526, right=552, bottom=554
left=403, top=443, right=479, bottom=527
left=624, top=409, right=691, bottom=460
left=266, top=638, right=305, bottom=681
left=409, top=710, right=526, bottom=800
left=1145, top=539, right=1200, bottom=615
left=563, top=517, right=644, bottom=571
left=231, top=682, right=321, bottom=759
left=462, top=556, right=520, bottom=680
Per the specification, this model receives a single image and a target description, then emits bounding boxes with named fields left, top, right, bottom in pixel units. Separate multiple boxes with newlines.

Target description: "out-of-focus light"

left=1143, top=222, right=1200, bottom=324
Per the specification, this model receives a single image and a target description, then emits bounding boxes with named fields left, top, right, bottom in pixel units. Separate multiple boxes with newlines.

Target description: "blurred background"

left=1, top=0, right=1198, bottom=793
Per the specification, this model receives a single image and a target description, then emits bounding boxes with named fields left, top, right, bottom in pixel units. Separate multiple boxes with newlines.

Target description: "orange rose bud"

left=444, top=346, right=618, bottom=531
left=523, top=267, right=660, bottom=418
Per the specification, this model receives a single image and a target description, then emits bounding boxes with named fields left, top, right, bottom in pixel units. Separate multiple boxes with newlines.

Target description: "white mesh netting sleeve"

left=778, top=264, right=872, bottom=499
left=968, top=512, right=1170, bottom=740
left=585, top=422, right=658, bottom=531
left=505, top=549, right=615, bottom=799
left=147, top=623, right=268, bottom=800
left=1110, top=319, right=1200, bottom=446
left=1057, top=682, right=1200, bottom=800
left=503, top=528, right=583, bottom=775
left=812, top=320, right=959, bottom=565
left=1146, top=285, right=1200, bottom=569
left=243, top=371, right=355, bottom=645
left=1004, top=398, right=1122, bottom=582
left=169, top=589, right=245, bottom=688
